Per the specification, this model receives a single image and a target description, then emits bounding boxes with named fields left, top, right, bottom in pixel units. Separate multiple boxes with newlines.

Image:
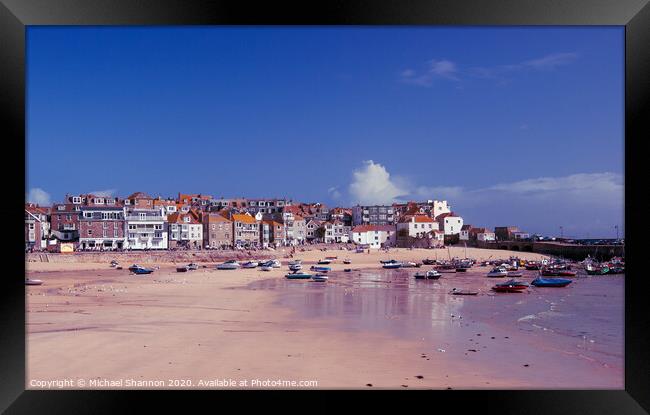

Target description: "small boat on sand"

left=288, top=259, right=302, bottom=266
left=531, top=277, right=572, bottom=287
left=492, top=279, right=529, bottom=293
left=317, top=259, right=332, bottom=265
left=285, top=272, right=313, bottom=280
left=289, top=263, right=303, bottom=271
left=187, top=263, right=199, bottom=270
left=310, top=266, right=331, bottom=272
left=343, top=258, right=352, bottom=264
left=450, top=288, right=478, bottom=296
left=422, top=258, right=436, bottom=265
left=311, top=274, right=329, bottom=282
left=129, top=265, right=154, bottom=275
left=383, top=262, right=402, bottom=269
left=324, top=256, right=338, bottom=260
left=344, top=268, right=352, bottom=272
left=110, top=260, right=119, bottom=268
left=486, top=266, right=508, bottom=278
left=176, top=266, right=189, bottom=272
left=216, top=260, right=240, bottom=270
left=25, top=278, right=43, bottom=286
left=401, top=261, right=421, bottom=268
left=260, top=265, right=273, bottom=271
left=241, top=261, right=258, bottom=269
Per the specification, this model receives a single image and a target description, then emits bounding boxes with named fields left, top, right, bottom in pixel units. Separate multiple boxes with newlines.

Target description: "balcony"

left=125, top=215, right=164, bottom=221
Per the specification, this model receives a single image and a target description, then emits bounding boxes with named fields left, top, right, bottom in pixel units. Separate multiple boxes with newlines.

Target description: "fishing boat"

left=285, top=271, right=313, bottom=280
left=187, top=263, right=199, bottom=270
left=450, top=288, right=478, bottom=296
left=486, top=266, right=508, bottom=278
left=241, top=261, right=258, bottom=269
left=176, top=265, right=189, bottom=272
left=216, top=260, right=240, bottom=270
left=25, top=278, right=43, bottom=286
left=311, top=274, right=329, bottom=282
left=343, top=258, right=352, bottom=264
left=382, top=262, right=402, bottom=269
left=317, top=259, right=332, bottom=265
left=422, top=258, right=437, bottom=265
left=531, top=277, right=572, bottom=287
left=130, top=266, right=155, bottom=275
left=310, top=266, right=331, bottom=272
left=492, top=279, right=529, bottom=293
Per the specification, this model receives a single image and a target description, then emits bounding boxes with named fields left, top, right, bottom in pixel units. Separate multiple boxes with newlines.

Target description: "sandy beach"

left=26, top=247, right=624, bottom=389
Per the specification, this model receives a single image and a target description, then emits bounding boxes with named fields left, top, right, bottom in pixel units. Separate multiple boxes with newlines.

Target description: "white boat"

left=401, top=261, right=419, bottom=268
left=217, top=260, right=240, bottom=270
left=311, top=274, right=329, bottom=282
left=260, top=265, right=273, bottom=271
left=270, top=259, right=281, bottom=268
left=242, top=261, right=258, bottom=269
left=289, top=264, right=302, bottom=271
left=486, top=266, right=508, bottom=278
left=426, top=270, right=441, bottom=279
left=288, top=259, right=302, bottom=266
left=25, top=278, right=43, bottom=286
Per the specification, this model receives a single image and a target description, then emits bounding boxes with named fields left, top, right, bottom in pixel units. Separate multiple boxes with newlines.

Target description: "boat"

left=557, top=270, right=577, bottom=277
left=241, top=261, right=258, bottom=269
left=288, top=259, right=302, bottom=266
left=401, top=261, right=420, bottom=268
left=455, top=267, right=468, bottom=272
left=492, top=279, right=529, bottom=293
left=343, top=258, right=352, bottom=264
left=422, top=258, right=436, bottom=265
left=25, top=278, right=43, bottom=286
left=187, top=263, right=199, bottom=271
left=130, top=266, right=154, bottom=275
left=317, top=259, right=332, bottom=265
left=260, top=265, right=273, bottom=271
left=176, top=266, right=189, bottom=272
left=344, top=268, right=352, bottom=272
left=414, top=272, right=427, bottom=279
left=507, top=271, right=524, bottom=278
left=270, top=259, right=282, bottom=268
left=426, top=270, right=441, bottom=279
left=531, top=277, right=572, bottom=287
left=285, top=272, right=313, bottom=280
left=310, top=266, right=331, bottom=272
left=450, top=288, right=478, bottom=296
left=324, top=256, right=338, bottom=260
left=525, top=262, right=540, bottom=270
left=110, top=260, right=119, bottom=268
left=311, top=274, right=329, bottom=282
left=216, top=260, right=240, bottom=270
left=606, top=266, right=624, bottom=274
left=289, top=263, right=303, bottom=271
left=382, top=262, right=402, bottom=269
left=486, top=266, right=508, bottom=278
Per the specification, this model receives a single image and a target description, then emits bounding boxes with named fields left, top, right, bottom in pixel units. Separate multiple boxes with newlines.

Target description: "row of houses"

left=28, top=192, right=527, bottom=251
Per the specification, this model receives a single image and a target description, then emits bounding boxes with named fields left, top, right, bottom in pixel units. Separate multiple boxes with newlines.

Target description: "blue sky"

left=26, top=27, right=624, bottom=238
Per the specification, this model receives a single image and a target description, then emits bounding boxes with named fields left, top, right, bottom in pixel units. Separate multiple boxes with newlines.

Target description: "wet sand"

left=26, top=247, right=623, bottom=389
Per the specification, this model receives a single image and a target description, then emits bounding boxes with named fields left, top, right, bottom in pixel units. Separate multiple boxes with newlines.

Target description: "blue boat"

left=285, top=272, right=313, bottom=280
left=310, top=266, right=331, bottom=272
left=531, top=277, right=572, bottom=287
left=129, top=265, right=154, bottom=275
left=382, top=262, right=402, bottom=269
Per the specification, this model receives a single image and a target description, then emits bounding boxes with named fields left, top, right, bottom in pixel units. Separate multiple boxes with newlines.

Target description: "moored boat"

left=311, top=274, right=329, bottom=282
left=187, top=263, right=199, bottom=270
left=450, top=288, right=478, bottom=295
left=176, top=266, right=189, bottom=272
left=285, top=272, right=313, bottom=280
left=426, top=270, right=441, bottom=279
left=382, top=262, right=402, bottom=269
left=486, top=266, right=508, bottom=278
left=130, top=265, right=154, bottom=275
left=289, top=263, right=303, bottom=271
left=401, top=261, right=419, bottom=268
left=531, top=277, right=572, bottom=287
left=310, top=266, right=331, bottom=272
left=492, top=279, right=529, bottom=293
left=343, top=258, right=352, bottom=264
left=216, top=260, right=240, bottom=270
left=317, top=259, right=332, bottom=265
left=556, top=270, right=577, bottom=277
left=507, top=271, right=524, bottom=278
left=422, top=258, right=436, bottom=265
left=260, top=265, right=273, bottom=271
left=25, top=278, right=43, bottom=286
left=241, top=261, right=258, bottom=269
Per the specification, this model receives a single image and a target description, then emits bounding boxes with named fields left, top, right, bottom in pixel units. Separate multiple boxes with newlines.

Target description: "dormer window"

left=57, top=205, right=65, bottom=211
left=72, top=197, right=81, bottom=204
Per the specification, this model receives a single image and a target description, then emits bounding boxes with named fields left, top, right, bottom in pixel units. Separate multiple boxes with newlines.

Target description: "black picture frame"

left=2, top=0, right=648, bottom=413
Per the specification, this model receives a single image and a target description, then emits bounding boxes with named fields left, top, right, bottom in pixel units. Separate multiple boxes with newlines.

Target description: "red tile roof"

left=232, top=213, right=258, bottom=224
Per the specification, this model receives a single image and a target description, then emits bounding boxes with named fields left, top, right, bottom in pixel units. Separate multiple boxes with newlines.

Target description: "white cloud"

left=349, top=160, right=408, bottom=205
left=89, top=189, right=117, bottom=197
left=487, top=172, right=622, bottom=196
left=327, top=186, right=342, bottom=200
left=399, top=58, right=459, bottom=86
left=522, top=52, right=578, bottom=70
left=26, top=188, right=51, bottom=206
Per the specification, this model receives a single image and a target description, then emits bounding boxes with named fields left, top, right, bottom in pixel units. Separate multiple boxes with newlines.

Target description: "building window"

left=103, top=222, right=108, bottom=228
left=103, top=229, right=107, bottom=237
left=88, top=230, right=92, bottom=236
left=114, top=229, right=119, bottom=238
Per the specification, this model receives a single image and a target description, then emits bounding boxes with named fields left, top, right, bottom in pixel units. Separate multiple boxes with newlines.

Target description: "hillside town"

left=24, top=192, right=530, bottom=253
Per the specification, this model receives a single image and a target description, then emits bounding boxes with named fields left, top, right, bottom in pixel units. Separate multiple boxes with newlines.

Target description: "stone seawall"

left=26, top=243, right=355, bottom=264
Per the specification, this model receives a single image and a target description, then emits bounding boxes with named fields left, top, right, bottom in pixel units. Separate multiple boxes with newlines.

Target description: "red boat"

left=557, top=270, right=577, bottom=277
left=492, top=279, right=529, bottom=293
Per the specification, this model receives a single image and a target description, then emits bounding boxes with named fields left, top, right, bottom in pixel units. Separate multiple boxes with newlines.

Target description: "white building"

left=396, top=215, right=439, bottom=238
left=460, top=225, right=472, bottom=241
left=125, top=208, right=168, bottom=250
left=436, top=212, right=464, bottom=235
left=428, top=200, right=451, bottom=219
left=323, top=220, right=350, bottom=243
left=350, top=225, right=396, bottom=249
left=477, top=231, right=496, bottom=241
